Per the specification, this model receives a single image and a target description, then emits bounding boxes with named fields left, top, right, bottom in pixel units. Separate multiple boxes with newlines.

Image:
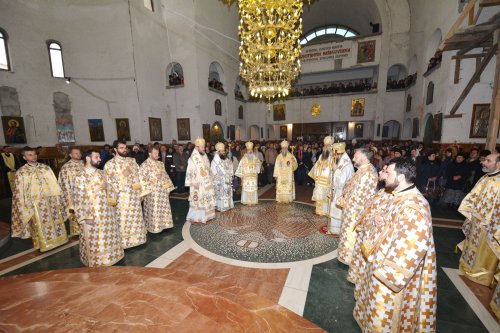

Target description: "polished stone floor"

left=0, top=186, right=497, bottom=332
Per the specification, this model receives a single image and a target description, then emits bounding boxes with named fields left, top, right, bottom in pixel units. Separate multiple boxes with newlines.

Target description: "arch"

left=215, top=99, right=222, bottom=116
left=300, top=24, right=360, bottom=45
left=209, top=61, right=224, bottom=91
left=0, top=28, right=10, bottom=71
left=408, top=54, right=418, bottom=74
left=249, top=125, right=260, bottom=140
left=382, top=120, right=400, bottom=139
left=235, top=76, right=245, bottom=100
left=412, top=117, right=419, bottom=138
left=166, top=62, right=184, bottom=86
left=267, top=125, right=275, bottom=139
left=210, top=121, right=224, bottom=143
left=47, top=40, right=65, bottom=78
left=425, top=28, right=442, bottom=68
left=386, top=64, right=408, bottom=90
left=235, top=125, right=246, bottom=141
left=406, top=94, right=412, bottom=112
left=426, top=81, right=434, bottom=105
left=402, top=118, right=412, bottom=139
left=238, top=105, right=244, bottom=120
left=422, top=113, right=434, bottom=147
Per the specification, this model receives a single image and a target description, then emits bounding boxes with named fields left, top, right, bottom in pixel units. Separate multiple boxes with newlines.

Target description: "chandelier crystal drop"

left=238, top=0, right=303, bottom=100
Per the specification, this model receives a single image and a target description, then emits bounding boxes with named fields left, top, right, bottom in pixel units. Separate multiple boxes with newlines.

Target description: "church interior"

left=0, top=0, right=500, bottom=332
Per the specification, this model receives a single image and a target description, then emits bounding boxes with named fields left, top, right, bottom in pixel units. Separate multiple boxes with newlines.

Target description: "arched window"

left=214, top=99, right=222, bottom=116
left=0, top=28, right=10, bottom=71
left=426, top=81, right=434, bottom=105
left=300, top=25, right=359, bottom=45
left=208, top=61, right=224, bottom=92
left=48, top=41, right=65, bottom=78
left=238, top=105, right=244, bottom=119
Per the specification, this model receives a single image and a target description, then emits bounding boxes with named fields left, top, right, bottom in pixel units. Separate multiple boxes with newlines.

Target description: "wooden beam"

left=457, top=32, right=494, bottom=54
left=449, top=43, right=497, bottom=114
left=480, top=0, right=500, bottom=7
left=444, top=114, right=463, bottom=119
left=486, top=32, right=500, bottom=151
left=469, top=3, right=475, bottom=25
left=452, top=52, right=489, bottom=59
left=438, top=0, right=476, bottom=51
left=455, top=58, right=461, bottom=84
left=474, top=5, right=483, bottom=24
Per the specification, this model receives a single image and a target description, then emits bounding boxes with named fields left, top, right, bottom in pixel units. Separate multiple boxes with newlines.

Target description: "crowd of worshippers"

left=208, top=78, right=224, bottom=92
left=168, top=72, right=183, bottom=86
left=2, top=136, right=499, bottom=330
left=290, top=79, right=376, bottom=97
left=427, top=50, right=443, bottom=73
left=386, top=72, right=417, bottom=90
left=234, top=90, right=245, bottom=100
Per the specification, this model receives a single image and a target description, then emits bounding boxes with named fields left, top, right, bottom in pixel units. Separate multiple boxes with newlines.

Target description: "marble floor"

left=0, top=185, right=497, bottom=332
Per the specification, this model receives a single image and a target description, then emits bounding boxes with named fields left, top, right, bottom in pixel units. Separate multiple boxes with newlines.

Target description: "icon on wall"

left=280, top=125, right=287, bottom=139
left=273, top=104, right=286, bottom=121
left=470, top=104, right=496, bottom=138
left=149, top=117, right=163, bottom=141
left=88, top=119, right=105, bottom=142
left=1, top=116, right=26, bottom=144
left=115, top=118, right=131, bottom=141
left=351, top=98, right=365, bottom=117
left=177, top=118, right=191, bottom=141
left=357, top=40, right=376, bottom=63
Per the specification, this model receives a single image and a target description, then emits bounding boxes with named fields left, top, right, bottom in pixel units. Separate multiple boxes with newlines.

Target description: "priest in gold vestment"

left=273, top=140, right=298, bottom=203
left=73, top=150, right=124, bottom=267
left=236, top=141, right=262, bottom=205
left=308, top=136, right=335, bottom=216
left=185, top=137, right=216, bottom=223
left=11, top=147, right=68, bottom=252
left=104, top=140, right=147, bottom=249
left=458, top=153, right=500, bottom=286
left=354, top=158, right=437, bottom=332
left=58, top=147, right=84, bottom=236
left=140, top=146, right=175, bottom=232
left=337, top=147, right=377, bottom=265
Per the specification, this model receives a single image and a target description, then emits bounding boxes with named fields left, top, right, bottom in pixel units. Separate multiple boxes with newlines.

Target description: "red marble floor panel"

left=166, top=249, right=290, bottom=303
left=0, top=267, right=324, bottom=332
left=460, top=275, right=499, bottom=323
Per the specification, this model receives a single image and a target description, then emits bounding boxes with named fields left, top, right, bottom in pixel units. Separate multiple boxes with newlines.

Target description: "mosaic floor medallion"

left=189, top=200, right=339, bottom=264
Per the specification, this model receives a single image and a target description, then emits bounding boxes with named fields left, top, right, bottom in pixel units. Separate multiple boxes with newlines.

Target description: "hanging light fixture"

left=237, top=0, right=304, bottom=101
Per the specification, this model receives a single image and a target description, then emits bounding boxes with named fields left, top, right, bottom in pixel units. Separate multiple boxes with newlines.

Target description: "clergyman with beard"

left=308, top=136, right=335, bottom=216
left=235, top=141, right=262, bottom=205
left=185, top=137, right=216, bottom=223
left=104, top=140, right=147, bottom=248
left=211, top=142, right=234, bottom=212
left=354, top=157, right=437, bottom=332
left=273, top=140, right=298, bottom=203
left=457, top=153, right=500, bottom=291
left=72, top=150, right=124, bottom=267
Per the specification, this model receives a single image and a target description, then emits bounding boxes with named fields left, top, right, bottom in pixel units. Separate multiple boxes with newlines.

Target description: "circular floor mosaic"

left=189, top=200, right=339, bottom=264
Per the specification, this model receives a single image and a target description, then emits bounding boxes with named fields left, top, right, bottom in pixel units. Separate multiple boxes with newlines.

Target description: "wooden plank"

left=438, top=0, right=476, bottom=51
left=455, top=58, right=461, bottom=84
left=452, top=52, right=489, bottom=59
left=469, top=3, right=475, bottom=25
left=444, top=114, right=464, bottom=118
left=486, top=34, right=500, bottom=151
left=480, top=0, right=500, bottom=7
left=449, top=44, right=497, bottom=114
left=457, top=33, right=494, bottom=54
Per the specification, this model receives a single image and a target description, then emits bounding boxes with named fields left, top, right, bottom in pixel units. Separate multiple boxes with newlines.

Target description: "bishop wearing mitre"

left=308, top=136, right=335, bottom=216
left=235, top=141, right=262, bottom=205
left=185, top=137, right=216, bottom=223
left=274, top=140, right=298, bottom=203
left=211, top=142, right=234, bottom=212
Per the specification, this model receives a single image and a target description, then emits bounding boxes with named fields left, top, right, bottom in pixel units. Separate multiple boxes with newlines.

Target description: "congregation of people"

left=1, top=135, right=499, bottom=332
left=290, top=78, right=376, bottom=97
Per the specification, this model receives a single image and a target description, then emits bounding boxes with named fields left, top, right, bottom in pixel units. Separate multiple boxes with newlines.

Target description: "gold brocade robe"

left=104, top=156, right=147, bottom=249
left=58, top=159, right=84, bottom=236
left=140, top=158, right=175, bottom=233
left=458, top=171, right=500, bottom=286
left=11, top=163, right=68, bottom=252
left=308, top=155, right=335, bottom=216
left=337, top=163, right=378, bottom=265
left=273, top=152, right=298, bottom=203
left=348, top=188, right=391, bottom=286
left=73, top=167, right=124, bottom=267
left=235, top=154, right=262, bottom=205
left=185, top=149, right=216, bottom=223
left=354, top=187, right=437, bottom=333
left=1, top=153, right=16, bottom=192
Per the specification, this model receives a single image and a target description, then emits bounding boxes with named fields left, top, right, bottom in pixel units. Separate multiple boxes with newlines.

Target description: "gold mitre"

left=280, top=140, right=289, bottom=148
left=332, top=142, right=346, bottom=153
left=194, top=137, right=205, bottom=147
left=215, top=142, right=225, bottom=152
left=245, top=141, right=254, bottom=150
left=323, top=136, right=334, bottom=145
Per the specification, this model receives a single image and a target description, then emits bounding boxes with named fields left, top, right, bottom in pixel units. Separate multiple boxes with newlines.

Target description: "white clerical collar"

left=27, top=162, right=38, bottom=167
left=488, top=170, right=500, bottom=177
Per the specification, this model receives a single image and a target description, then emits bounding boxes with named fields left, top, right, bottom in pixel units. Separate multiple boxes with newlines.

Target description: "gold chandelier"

left=238, top=0, right=303, bottom=100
